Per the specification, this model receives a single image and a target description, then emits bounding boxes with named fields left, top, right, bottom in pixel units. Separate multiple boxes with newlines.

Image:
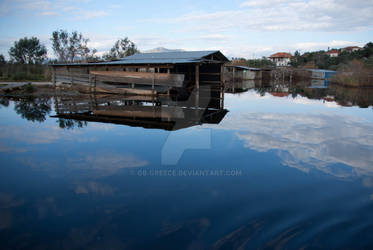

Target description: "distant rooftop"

left=326, top=49, right=339, bottom=54
left=269, top=52, right=292, bottom=58
left=342, top=46, right=362, bottom=51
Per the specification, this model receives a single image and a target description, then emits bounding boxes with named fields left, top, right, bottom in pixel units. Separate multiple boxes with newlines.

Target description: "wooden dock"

left=0, top=82, right=31, bottom=92
left=90, top=71, right=184, bottom=87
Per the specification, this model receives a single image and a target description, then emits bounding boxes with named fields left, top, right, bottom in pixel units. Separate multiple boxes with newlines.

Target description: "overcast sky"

left=0, top=0, right=372, bottom=59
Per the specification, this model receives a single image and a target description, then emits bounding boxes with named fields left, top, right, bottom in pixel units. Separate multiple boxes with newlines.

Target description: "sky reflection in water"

left=1, top=88, right=373, bottom=249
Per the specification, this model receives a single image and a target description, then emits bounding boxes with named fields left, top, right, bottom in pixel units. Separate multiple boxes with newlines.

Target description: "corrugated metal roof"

left=225, top=65, right=261, bottom=71
left=307, top=69, right=336, bottom=73
left=101, top=50, right=227, bottom=65
left=52, top=50, right=228, bottom=66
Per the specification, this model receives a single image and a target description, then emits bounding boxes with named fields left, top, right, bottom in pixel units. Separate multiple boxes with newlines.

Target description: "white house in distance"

left=326, top=49, right=340, bottom=57
left=341, top=46, right=362, bottom=53
left=326, top=46, right=361, bottom=58
left=268, top=52, right=292, bottom=67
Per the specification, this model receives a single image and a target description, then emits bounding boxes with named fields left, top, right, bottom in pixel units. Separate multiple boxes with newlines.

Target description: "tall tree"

left=103, top=38, right=139, bottom=60
left=8, top=37, right=47, bottom=64
left=290, top=50, right=302, bottom=67
left=51, top=30, right=97, bottom=63
left=0, top=54, right=5, bottom=64
left=361, top=42, right=373, bottom=58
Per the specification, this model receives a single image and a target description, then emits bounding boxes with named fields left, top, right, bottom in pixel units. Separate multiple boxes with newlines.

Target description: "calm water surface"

left=1, top=84, right=373, bottom=249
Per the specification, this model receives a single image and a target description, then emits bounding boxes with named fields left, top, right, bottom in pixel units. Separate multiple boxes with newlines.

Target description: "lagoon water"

left=1, top=83, right=373, bottom=249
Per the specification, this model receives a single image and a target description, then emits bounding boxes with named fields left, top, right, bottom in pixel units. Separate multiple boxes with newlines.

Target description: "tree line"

left=228, top=42, right=373, bottom=71
left=290, top=42, right=373, bottom=70
left=230, top=57, right=275, bottom=68
left=0, top=30, right=139, bottom=65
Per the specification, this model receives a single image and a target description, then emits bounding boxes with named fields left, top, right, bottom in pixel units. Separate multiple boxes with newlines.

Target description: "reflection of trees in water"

left=14, top=97, right=51, bottom=122
left=255, top=88, right=267, bottom=97
left=329, top=86, right=373, bottom=108
left=0, top=97, right=10, bottom=108
left=57, top=118, right=87, bottom=129
left=255, top=81, right=373, bottom=108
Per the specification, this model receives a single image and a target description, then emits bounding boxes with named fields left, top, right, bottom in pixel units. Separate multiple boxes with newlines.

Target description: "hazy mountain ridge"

left=143, top=47, right=184, bottom=53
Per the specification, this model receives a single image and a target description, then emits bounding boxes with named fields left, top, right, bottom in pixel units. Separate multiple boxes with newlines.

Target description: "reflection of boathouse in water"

left=307, top=69, right=337, bottom=88
left=51, top=87, right=228, bottom=131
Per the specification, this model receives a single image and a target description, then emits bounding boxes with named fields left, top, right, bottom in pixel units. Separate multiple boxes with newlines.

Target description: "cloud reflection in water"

left=217, top=92, right=373, bottom=179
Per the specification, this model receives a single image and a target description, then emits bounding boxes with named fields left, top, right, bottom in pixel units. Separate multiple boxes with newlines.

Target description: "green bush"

left=0, top=64, right=48, bottom=81
left=10, top=72, right=44, bottom=81
left=23, top=83, right=35, bottom=93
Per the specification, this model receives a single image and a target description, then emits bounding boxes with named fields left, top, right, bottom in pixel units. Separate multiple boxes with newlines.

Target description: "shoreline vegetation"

left=331, top=60, right=373, bottom=88
left=0, top=64, right=51, bottom=82
left=1, top=80, right=373, bottom=109
left=0, top=31, right=372, bottom=88
left=1, top=64, right=372, bottom=88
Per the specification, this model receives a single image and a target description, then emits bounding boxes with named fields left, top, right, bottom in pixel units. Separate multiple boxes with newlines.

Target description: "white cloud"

left=147, top=0, right=373, bottom=32
left=75, top=182, right=115, bottom=196
left=75, top=10, right=109, bottom=20
left=0, top=0, right=372, bottom=59
left=0, top=0, right=53, bottom=16
left=69, top=153, right=148, bottom=171
left=134, top=0, right=372, bottom=57
left=38, top=11, right=58, bottom=16
left=295, top=40, right=364, bottom=51
left=240, top=0, right=288, bottom=8
left=0, top=0, right=110, bottom=20
left=20, top=152, right=148, bottom=178
left=0, top=125, right=71, bottom=144
left=199, top=34, right=229, bottom=41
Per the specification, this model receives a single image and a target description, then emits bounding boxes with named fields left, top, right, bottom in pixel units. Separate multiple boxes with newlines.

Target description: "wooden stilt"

left=52, top=67, right=56, bottom=87
left=152, top=68, right=155, bottom=90
left=221, top=64, right=225, bottom=86
left=195, top=64, right=199, bottom=89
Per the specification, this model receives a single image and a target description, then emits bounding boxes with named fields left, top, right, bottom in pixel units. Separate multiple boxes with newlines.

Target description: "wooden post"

left=232, top=67, right=235, bottom=84
left=52, top=67, right=56, bottom=87
left=194, top=87, right=199, bottom=115
left=152, top=68, right=155, bottom=90
left=94, top=74, right=96, bottom=89
left=195, top=64, right=199, bottom=89
left=221, top=87, right=225, bottom=109
left=221, top=64, right=225, bottom=90
left=89, top=74, right=93, bottom=93
left=69, top=67, right=73, bottom=85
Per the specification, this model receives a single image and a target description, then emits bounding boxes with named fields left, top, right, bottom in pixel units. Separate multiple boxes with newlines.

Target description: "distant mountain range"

left=143, top=47, right=184, bottom=53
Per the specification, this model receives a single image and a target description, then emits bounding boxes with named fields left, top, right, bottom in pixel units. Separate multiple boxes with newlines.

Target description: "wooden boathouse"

left=224, top=65, right=262, bottom=82
left=51, top=51, right=229, bottom=95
